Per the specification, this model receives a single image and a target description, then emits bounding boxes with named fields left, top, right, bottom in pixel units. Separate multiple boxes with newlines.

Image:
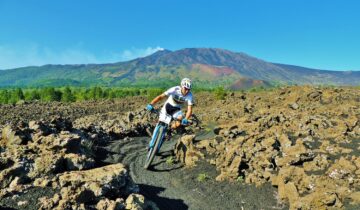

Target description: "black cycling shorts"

left=165, top=103, right=181, bottom=116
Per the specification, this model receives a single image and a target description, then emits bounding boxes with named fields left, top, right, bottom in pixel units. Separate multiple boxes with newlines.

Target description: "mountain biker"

left=146, top=78, right=194, bottom=130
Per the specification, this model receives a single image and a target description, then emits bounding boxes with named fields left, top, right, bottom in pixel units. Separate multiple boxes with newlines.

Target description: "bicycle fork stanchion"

left=149, top=124, right=161, bottom=149
left=148, top=123, right=168, bottom=153
left=157, top=126, right=168, bottom=150
left=144, top=123, right=167, bottom=169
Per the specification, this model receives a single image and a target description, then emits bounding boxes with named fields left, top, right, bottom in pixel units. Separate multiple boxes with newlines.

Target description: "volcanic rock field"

left=0, top=86, right=359, bottom=210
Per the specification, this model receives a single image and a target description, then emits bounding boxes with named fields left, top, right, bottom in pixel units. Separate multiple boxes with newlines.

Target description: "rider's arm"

left=185, top=105, right=193, bottom=120
left=150, top=93, right=166, bottom=105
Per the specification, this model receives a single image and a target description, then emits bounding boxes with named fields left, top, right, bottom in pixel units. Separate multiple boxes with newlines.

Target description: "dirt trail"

left=102, top=130, right=287, bottom=210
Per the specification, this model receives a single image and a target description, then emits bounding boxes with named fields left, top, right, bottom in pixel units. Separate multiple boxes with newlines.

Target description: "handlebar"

left=146, top=108, right=199, bottom=127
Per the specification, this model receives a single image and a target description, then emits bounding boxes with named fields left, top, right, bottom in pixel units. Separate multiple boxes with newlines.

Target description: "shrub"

left=213, top=86, right=226, bottom=100
left=88, top=86, right=104, bottom=100
left=61, top=86, right=75, bottom=102
left=8, top=88, right=25, bottom=104
left=25, top=89, right=41, bottom=101
left=0, top=90, right=10, bottom=104
left=147, top=88, right=164, bottom=101
left=166, top=156, right=175, bottom=165
left=236, top=176, right=244, bottom=183
left=40, top=87, right=62, bottom=102
left=197, top=173, right=210, bottom=182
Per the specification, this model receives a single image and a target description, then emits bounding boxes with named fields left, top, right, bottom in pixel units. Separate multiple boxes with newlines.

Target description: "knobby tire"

left=144, top=126, right=164, bottom=169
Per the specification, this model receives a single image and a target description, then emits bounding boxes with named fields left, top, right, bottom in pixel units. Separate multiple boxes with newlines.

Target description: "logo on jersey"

left=173, top=95, right=186, bottom=104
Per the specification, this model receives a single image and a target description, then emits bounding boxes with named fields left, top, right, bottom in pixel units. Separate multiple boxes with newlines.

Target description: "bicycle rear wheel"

left=144, top=125, right=165, bottom=169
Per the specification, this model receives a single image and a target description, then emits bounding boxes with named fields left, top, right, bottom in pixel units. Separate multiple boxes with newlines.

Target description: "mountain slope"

left=0, top=48, right=358, bottom=88
left=273, top=63, right=360, bottom=85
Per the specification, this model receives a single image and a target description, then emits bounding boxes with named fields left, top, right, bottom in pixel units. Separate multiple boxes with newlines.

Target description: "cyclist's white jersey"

left=164, top=86, right=194, bottom=108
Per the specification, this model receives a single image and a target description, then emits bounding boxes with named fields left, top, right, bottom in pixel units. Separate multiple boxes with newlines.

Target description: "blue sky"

left=0, top=0, right=359, bottom=70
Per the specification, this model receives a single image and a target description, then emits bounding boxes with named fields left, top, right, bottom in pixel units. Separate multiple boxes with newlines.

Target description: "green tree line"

left=0, top=87, right=165, bottom=105
left=0, top=85, right=280, bottom=105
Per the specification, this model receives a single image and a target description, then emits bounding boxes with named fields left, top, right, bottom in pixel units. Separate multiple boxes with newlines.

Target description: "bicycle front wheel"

left=144, top=125, right=165, bottom=169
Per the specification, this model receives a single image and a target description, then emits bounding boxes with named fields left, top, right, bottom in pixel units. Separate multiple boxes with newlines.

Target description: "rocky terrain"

left=0, top=86, right=359, bottom=210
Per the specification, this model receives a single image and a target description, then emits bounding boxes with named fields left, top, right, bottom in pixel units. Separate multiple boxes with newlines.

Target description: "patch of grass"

left=213, top=86, right=227, bottom=100
left=197, top=173, right=210, bottom=182
left=236, top=176, right=244, bottom=183
left=166, top=156, right=175, bottom=165
left=147, top=88, right=165, bottom=101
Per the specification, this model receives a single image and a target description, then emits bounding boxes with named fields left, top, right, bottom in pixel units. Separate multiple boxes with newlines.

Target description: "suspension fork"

left=158, top=125, right=168, bottom=149
left=149, top=123, right=161, bottom=148
left=149, top=122, right=168, bottom=149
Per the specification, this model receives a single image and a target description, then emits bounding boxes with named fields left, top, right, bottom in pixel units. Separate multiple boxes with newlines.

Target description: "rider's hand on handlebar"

left=146, top=104, right=154, bottom=111
left=181, top=118, right=189, bottom=125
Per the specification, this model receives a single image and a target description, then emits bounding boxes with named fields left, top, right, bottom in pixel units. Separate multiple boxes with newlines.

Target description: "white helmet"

left=181, top=78, right=192, bottom=89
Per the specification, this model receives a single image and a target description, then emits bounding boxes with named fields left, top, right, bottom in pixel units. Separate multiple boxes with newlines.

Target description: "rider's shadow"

left=138, top=184, right=188, bottom=210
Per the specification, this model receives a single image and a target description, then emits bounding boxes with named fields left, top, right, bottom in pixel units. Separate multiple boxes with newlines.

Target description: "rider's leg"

left=171, top=111, right=183, bottom=129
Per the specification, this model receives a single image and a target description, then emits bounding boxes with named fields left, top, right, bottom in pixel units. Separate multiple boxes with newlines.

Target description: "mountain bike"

left=144, top=109, right=199, bottom=169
